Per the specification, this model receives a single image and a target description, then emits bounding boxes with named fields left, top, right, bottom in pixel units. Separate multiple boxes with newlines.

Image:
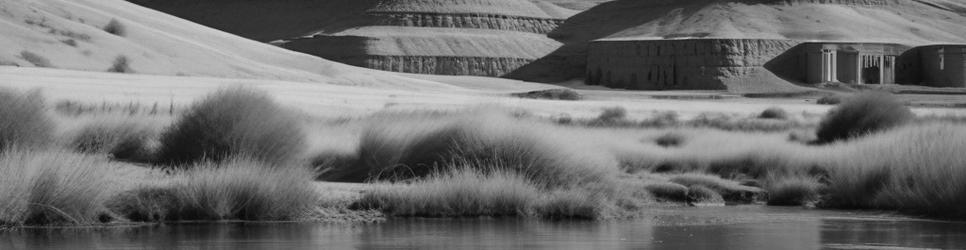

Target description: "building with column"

left=585, top=38, right=965, bottom=91
left=803, top=43, right=907, bottom=85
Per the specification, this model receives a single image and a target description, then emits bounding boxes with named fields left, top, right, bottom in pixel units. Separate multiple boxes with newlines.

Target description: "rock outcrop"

left=272, top=0, right=571, bottom=77
left=131, top=0, right=573, bottom=77
left=587, top=39, right=803, bottom=92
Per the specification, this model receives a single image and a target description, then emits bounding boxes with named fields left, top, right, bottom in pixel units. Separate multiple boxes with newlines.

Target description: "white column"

left=879, top=56, right=885, bottom=84
left=831, top=51, right=837, bottom=82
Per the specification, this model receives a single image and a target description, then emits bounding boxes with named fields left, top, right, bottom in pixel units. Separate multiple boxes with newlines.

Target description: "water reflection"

left=3, top=207, right=966, bottom=250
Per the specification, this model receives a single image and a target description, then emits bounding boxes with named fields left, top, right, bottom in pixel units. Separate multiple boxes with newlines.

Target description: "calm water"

left=3, top=206, right=966, bottom=250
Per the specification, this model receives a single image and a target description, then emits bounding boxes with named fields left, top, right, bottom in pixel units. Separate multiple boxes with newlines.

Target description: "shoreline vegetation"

left=2, top=86, right=966, bottom=229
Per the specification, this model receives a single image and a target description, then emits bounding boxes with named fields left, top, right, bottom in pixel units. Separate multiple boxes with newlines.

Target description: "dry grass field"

left=3, top=85, right=966, bottom=228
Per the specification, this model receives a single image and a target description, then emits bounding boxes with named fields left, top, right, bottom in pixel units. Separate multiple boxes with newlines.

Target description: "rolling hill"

left=0, top=0, right=462, bottom=90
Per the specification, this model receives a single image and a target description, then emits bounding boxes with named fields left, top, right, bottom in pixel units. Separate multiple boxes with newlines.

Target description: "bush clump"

left=820, top=124, right=966, bottom=218
left=1, top=150, right=119, bottom=226
left=766, top=176, right=823, bottom=206
left=596, top=106, right=627, bottom=124
left=155, top=88, right=305, bottom=166
left=511, top=89, right=581, bottom=101
left=0, top=89, right=53, bottom=152
left=654, top=132, right=686, bottom=148
left=816, top=92, right=913, bottom=143
left=107, top=56, right=133, bottom=73
left=353, top=167, right=540, bottom=217
left=109, top=158, right=318, bottom=221
left=817, top=95, right=843, bottom=105
left=65, top=119, right=158, bottom=162
left=325, top=112, right=617, bottom=188
left=104, top=19, right=126, bottom=36
left=758, top=107, right=788, bottom=120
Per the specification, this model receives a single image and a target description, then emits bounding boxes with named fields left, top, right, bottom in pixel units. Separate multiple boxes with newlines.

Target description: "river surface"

left=3, top=206, right=966, bottom=250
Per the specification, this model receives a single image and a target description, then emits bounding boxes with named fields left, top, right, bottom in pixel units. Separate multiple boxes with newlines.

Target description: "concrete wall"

left=586, top=39, right=799, bottom=91
left=918, top=45, right=966, bottom=87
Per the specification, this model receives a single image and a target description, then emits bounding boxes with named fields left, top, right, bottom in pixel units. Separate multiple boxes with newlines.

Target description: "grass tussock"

left=109, top=158, right=318, bottom=221
left=766, top=175, right=823, bottom=206
left=0, top=150, right=119, bottom=226
left=511, top=89, right=581, bottom=101
left=355, top=164, right=624, bottom=219
left=63, top=117, right=159, bottom=162
left=758, top=107, right=788, bottom=120
left=353, top=166, right=540, bottom=217
left=820, top=123, right=966, bottom=218
left=668, top=173, right=762, bottom=203
left=816, top=92, right=913, bottom=143
left=156, top=87, right=305, bottom=166
left=329, top=111, right=617, bottom=188
left=0, top=89, right=53, bottom=152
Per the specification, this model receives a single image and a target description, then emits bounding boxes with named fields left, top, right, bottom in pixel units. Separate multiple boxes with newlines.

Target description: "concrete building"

left=586, top=38, right=966, bottom=91
left=802, top=43, right=908, bottom=85
left=914, top=45, right=966, bottom=87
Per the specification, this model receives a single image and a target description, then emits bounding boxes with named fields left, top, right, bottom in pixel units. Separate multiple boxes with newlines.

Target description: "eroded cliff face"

left=368, top=12, right=563, bottom=34
left=587, top=39, right=805, bottom=92
left=275, top=0, right=570, bottom=77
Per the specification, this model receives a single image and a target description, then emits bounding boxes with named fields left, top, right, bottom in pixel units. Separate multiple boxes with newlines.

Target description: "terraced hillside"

left=131, top=0, right=576, bottom=77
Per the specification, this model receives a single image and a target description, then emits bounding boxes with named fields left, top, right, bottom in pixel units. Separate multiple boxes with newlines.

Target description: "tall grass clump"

left=0, top=150, right=118, bottom=226
left=155, top=88, right=305, bottom=166
left=64, top=118, right=158, bottom=162
left=816, top=92, right=913, bottom=143
left=821, top=124, right=966, bottom=218
left=354, top=166, right=540, bottom=217
left=766, top=175, right=823, bottom=206
left=328, top=111, right=618, bottom=188
left=758, top=107, right=788, bottom=120
left=0, top=89, right=53, bottom=151
left=109, top=158, right=318, bottom=221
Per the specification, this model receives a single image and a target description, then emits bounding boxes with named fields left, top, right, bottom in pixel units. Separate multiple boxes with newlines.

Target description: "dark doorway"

left=862, top=66, right=880, bottom=84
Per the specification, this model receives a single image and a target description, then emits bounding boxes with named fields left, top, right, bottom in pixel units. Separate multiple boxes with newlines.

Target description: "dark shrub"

left=511, top=89, right=581, bottom=101
left=107, top=56, right=133, bottom=73
left=0, top=89, right=53, bottom=151
left=596, top=106, right=627, bottom=124
left=325, top=112, right=616, bottom=188
left=640, top=111, right=679, bottom=128
left=20, top=51, right=52, bottom=68
left=816, top=92, right=913, bottom=143
left=67, top=120, right=157, bottom=162
left=156, top=88, right=305, bottom=166
left=104, top=19, right=125, bottom=36
left=758, top=107, right=788, bottom=120
left=766, top=176, right=823, bottom=206
left=654, top=132, right=685, bottom=148
left=686, top=185, right=725, bottom=206
left=817, top=95, right=843, bottom=105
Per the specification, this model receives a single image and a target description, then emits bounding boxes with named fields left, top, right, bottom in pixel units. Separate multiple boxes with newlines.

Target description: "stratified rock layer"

left=587, top=39, right=803, bottom=92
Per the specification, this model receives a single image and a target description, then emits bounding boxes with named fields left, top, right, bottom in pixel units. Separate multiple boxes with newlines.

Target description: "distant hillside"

left=511, top=0, right=966, bottom=82
left=0, top=0, right=459, bottom=90
left=129, top=0, right=576, bottom=77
